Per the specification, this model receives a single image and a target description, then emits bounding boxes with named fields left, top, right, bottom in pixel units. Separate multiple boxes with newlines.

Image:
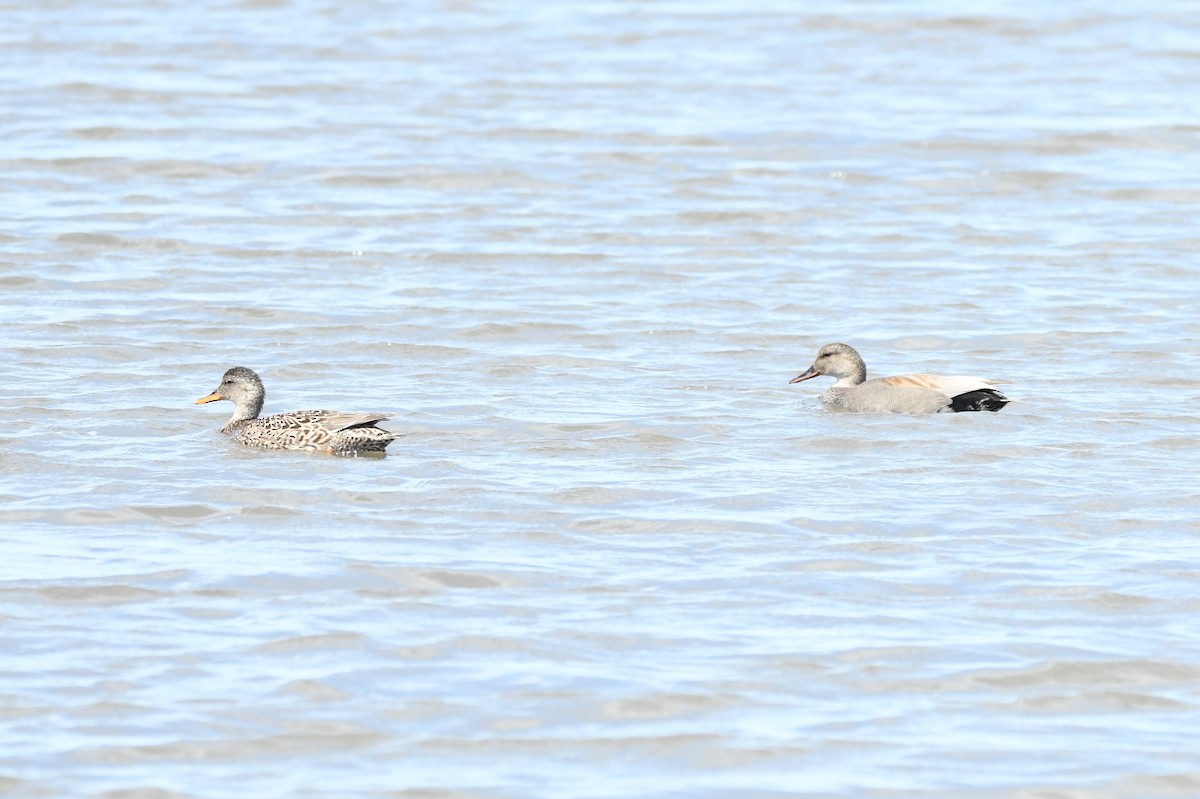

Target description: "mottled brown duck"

left=195, top=366, right=401, bottom=456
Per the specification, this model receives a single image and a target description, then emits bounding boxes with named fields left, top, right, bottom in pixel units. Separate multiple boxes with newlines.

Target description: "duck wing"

left=879, top=373, right=1004, bottom=398
left=308, top=411, right=392, bottom=433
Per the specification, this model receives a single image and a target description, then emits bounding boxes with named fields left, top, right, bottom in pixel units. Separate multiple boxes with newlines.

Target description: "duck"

left=789, top=343, right=1009, bottom=413
left=195, top=366, right=402, bottom=455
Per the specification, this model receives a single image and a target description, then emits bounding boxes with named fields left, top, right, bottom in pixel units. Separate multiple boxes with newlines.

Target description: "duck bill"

left=789, top=366, right=821, bottom=384
left=195, top=391, right=223, bottom=404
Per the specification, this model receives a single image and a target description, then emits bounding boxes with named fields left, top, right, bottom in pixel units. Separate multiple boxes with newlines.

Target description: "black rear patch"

left=949, top=388, right=1009, bottom=413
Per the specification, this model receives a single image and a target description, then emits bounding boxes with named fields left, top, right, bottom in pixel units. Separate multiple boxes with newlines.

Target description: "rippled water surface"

left=3, top=1, right=1200, bottom=797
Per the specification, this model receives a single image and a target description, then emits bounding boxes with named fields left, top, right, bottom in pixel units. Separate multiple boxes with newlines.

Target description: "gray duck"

left=790, top=343, right=1010, bottom=413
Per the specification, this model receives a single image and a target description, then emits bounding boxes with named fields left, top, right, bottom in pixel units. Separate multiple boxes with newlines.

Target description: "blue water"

left=2, top=2, right=1199, bottom=797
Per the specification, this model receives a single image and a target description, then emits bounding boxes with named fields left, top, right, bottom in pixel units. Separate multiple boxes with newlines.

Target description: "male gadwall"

left=789, top=343, right=1009, bottom=413
left=195, top=367, right=402, bottom=455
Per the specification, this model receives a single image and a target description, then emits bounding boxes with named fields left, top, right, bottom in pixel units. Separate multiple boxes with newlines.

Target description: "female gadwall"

left=195, top=367, right=401, bottom=455
left=789, top=343, right=1009, bottom=413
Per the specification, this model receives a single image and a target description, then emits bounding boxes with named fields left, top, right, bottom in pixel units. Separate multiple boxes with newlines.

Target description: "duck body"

left=790, top=343, right=1009, bottom=414
left=196, top=367, right=401, bottom=456
left=224, top=409, right=399, bottom=455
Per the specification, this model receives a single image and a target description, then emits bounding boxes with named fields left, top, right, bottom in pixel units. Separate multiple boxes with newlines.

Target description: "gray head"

left=195, top=366, right=266, bottom=422
left=789, top=342, right=867, bottom=385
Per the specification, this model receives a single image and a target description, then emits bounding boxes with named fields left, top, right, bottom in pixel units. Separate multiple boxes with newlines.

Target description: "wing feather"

left=878, top=374, right=1004, bottom=397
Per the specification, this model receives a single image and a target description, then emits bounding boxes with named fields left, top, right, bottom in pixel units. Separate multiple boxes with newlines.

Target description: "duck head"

left=789, top=342, right=867, bottom=385
left=196, top=366, right=265, bottom=422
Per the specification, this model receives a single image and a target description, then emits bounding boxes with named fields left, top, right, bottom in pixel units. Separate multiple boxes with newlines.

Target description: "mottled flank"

left=230, top=409, right=400, bottom=455
left=196, top=367, right=401, bottom=456
left=790, top=343, right=1010, bottom=414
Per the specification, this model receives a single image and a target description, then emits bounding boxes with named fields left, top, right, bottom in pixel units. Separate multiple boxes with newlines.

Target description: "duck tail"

left=949, top=389, right=1009, bottom=413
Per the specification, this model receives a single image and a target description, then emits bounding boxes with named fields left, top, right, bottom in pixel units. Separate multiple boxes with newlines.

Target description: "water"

left=3, top=1, right=1199, bottom=797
